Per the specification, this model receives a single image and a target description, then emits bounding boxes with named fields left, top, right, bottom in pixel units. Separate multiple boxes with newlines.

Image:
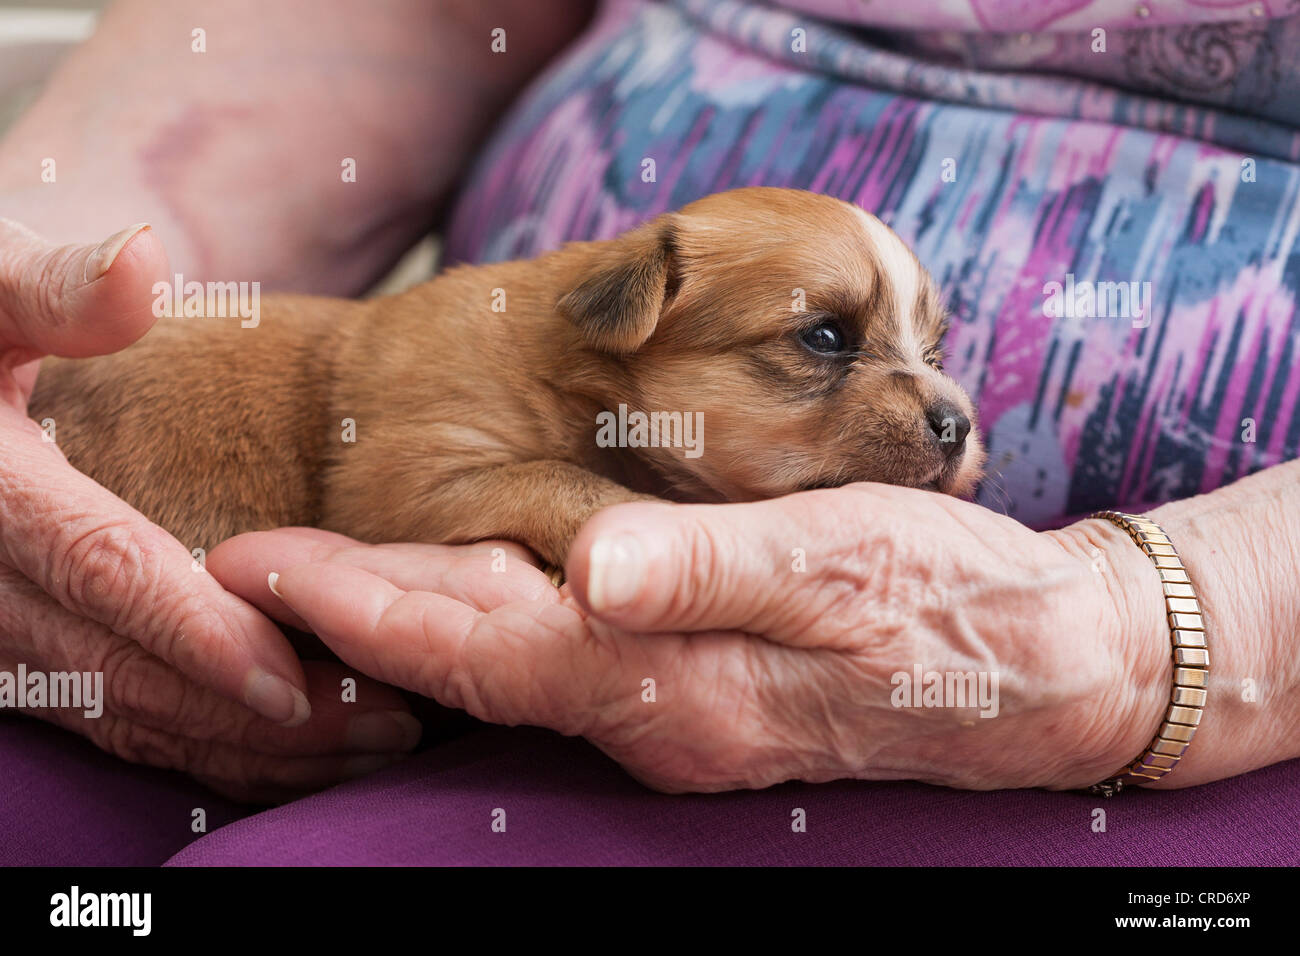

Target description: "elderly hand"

left=0, top=220, right=420, bottom=802
left=211, top=484, right=1178, bottom=793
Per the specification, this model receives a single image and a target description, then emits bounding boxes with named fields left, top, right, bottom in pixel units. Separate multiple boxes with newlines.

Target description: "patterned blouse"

left=444, top=0, right=1300, bottom=527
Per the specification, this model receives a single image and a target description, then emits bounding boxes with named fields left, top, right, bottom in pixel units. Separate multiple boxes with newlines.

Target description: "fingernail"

left=244, top=670, right=312, bottom=727
left=84, top=222, right=151, bottom=282
left=346, top=711, right=423, bottom=751
left=343, top=753, right=404, bottom=780
left=586, top=532, right=644, bottom=612
left=267, top=571, right=283, bottom=598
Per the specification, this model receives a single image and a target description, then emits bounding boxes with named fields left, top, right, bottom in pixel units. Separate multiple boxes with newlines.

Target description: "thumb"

left=567, top=495, right=842, bottom=640
left=0, top=220, right=168, bottom=357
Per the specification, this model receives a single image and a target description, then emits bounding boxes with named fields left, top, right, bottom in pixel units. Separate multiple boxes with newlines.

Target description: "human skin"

left=0, top=0, right=593, bottom=801
left=211, top=463, right=1300, bottom=792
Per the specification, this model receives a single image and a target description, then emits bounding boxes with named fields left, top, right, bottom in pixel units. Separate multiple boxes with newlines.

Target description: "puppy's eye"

left=923, top=345, right=945, bottom=371
left=799, top=321, right=846, bottom=355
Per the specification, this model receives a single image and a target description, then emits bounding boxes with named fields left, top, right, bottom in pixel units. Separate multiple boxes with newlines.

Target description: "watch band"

left=1087, top=510, right=1210, bottom=797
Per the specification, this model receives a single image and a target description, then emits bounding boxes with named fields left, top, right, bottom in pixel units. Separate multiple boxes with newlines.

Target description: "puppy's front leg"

left=424, top=460, right=661, bottom=569
left=332, top=460, right=658, bottom=569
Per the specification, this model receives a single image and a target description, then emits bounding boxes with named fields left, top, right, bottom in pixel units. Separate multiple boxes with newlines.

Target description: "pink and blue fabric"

left=447, top=0, right=1300, bottom=528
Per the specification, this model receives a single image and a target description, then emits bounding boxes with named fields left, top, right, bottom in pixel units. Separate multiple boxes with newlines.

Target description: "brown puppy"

left=29, top=187, right=984, bottom=568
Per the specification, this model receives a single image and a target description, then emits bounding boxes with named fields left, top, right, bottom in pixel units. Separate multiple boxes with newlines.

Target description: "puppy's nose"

left=925, top=402, right=970, bottom=456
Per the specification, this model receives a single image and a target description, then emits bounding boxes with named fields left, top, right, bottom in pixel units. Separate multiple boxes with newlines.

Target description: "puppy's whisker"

left=979, top=468, right=1013, bottom=515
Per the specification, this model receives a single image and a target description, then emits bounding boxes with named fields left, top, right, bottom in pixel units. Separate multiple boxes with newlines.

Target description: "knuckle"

left=49, top=519, right=224, bottom=672
left=97, top=640, right=139, bottom=701
left=51, top=519, right=152, bottom=629
left=141, top=591, right=234, bottom=677
left=101, top=643, right=190, bottom=729
left=10, top=243, right=74, bottom=336
left=670, top=521, right=729, bottom=625
left=95, top=716, right=187, bottom=770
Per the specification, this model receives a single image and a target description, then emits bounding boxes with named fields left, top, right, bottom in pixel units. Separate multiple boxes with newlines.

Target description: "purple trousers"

left=3, top=716, right=1297, bottom=865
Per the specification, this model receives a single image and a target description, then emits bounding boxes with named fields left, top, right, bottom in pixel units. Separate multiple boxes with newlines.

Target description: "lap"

left=0, top=716, right=247, bottom=866
left=167, top=725, right=1300, bottom=865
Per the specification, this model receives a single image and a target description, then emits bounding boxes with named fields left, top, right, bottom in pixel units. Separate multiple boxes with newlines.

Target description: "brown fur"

left=28, top=188, right=984, bottom=566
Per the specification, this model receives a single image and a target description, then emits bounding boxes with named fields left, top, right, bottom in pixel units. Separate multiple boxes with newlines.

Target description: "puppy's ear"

left=556, top=218, right=677, bottom=355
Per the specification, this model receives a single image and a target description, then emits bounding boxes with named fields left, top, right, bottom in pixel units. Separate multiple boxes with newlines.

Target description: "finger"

left=2, top=356, right=39, bottom=409
left=565, top=489, right=886, bottom=643
left=272, top=561, right=604, bottom=733
left=170, top=658, right=421, bottom=758
left=222, top=525, right=539, bottom=564
left=190, top=752, right=405, bottom=805
left=0, top=558, right=405, bottom=757
left=144, top=657, right=421, bottom=758
left=209, top=529, right=553, bottom=627
left=27, top=704, right=407, bottom=805
left=0, top=220, right=169, bottom=357
left=0, top=433, right=313, bottom=726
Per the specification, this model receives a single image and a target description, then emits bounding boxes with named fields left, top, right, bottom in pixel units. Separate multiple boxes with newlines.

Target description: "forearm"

left=1076, top=460, right=1300, bottom=788
left=0, top=0, right=592, bottom=292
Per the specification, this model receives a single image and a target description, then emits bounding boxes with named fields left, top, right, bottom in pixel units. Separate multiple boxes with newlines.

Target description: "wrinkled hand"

left=213, top=486, right=1164, bottom=793
left=0, top=220, right=420, bottom=802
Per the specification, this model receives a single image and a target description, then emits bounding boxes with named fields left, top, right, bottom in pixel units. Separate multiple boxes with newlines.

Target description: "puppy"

left=29, top=187, right=984, bottom=569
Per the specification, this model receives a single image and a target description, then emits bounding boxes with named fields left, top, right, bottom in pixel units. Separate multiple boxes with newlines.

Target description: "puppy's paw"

left=541, top=563, right=566, bottom=588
